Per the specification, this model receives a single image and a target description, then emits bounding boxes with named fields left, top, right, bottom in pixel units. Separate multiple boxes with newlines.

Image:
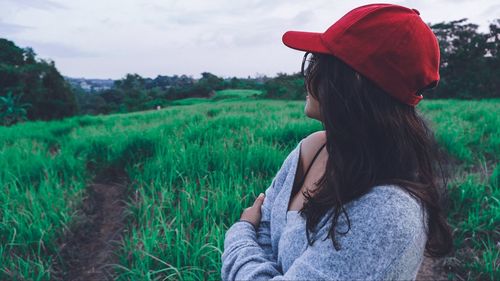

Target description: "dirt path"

left=53, top=176, right=127, bottom=280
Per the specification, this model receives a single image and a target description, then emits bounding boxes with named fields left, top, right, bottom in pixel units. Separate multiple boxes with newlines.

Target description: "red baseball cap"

left=282, top=3, right=440, bottom=106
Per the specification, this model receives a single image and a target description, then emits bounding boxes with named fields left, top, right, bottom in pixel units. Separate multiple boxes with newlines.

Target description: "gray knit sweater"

left=221, top=139, right=428, bottom=280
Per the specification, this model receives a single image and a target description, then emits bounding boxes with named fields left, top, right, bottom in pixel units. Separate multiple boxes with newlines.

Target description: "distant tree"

left=263, top=73, right=305, bottom=99
left=229, top=77, right=241, bottom=88
left=486, top=19, right=500, bottom=97
left=199, top=72, right=224, bottom=91
left=36, top=61, right=78, bottom=119
left=114, top=73, right=148, bottom=111
left=101, top=88, right=124, bottom=110
left=0, top=39, right=25, bottom=65
left=487, top=19, right=500, bottom=58
left=227, top=76, right=266, bottom=90
left=75, top=91, right=107, bottom=115
left=23, top=47, right=36, bottom=64
left=429, top=18, right=499, bottom=98
left=0, top=38, right=78, bottom=121
left=177, top=75, right=194, bottom=87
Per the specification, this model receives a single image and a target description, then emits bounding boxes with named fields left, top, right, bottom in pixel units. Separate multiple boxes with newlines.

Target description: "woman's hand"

left=239, top=193, right=265, bottom=229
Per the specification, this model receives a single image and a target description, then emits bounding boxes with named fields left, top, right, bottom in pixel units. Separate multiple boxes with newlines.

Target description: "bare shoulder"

left=302, top=130, right=326, bottom=151
left=300, top=130, right=327, bottom=166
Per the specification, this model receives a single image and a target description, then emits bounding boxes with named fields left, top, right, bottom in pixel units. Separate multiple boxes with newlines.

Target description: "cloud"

left=15, top=40, right=99, bottom=59
left=3, top=0, right=66, bottom=10
left=2, top=0, right=497, bottom=79
left=0, top=21, right=33, bottom=36
left=134, top=1, right=315, bottom=52
left=480, top=4, right=500, bottom=19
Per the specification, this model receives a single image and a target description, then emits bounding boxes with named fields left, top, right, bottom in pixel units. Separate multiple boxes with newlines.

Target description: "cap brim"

left=282, top=31, right=331, bottom=54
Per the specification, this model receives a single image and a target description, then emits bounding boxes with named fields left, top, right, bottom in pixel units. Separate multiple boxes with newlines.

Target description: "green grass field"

left=0, top=90, right=498, bottom=280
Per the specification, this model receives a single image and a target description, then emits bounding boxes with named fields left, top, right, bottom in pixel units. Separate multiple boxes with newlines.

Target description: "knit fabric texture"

left=221, top=139, right=428, bottom=280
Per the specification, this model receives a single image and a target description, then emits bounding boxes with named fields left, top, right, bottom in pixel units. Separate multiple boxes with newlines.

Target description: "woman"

left=221, top=4, right=453, bottom=280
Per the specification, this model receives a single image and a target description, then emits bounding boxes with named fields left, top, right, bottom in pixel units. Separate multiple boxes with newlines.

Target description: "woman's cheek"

left=305, top=98, right=320, bottom=120
left=304, top=99, right=311, bottom=117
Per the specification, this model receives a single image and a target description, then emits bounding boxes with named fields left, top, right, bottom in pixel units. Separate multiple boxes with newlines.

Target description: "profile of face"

left=304, top=92, right=321, bottom=121
left=302, top=52, right=322, bottom=121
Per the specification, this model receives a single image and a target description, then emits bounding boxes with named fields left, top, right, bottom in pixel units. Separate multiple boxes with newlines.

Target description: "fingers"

left=240, top=193, right=265, bottom=227
left=253, top=193, right=265, bottom=206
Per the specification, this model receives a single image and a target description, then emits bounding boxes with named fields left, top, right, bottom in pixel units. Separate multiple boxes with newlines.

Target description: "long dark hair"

left=299, top=53, right=453, bottom=257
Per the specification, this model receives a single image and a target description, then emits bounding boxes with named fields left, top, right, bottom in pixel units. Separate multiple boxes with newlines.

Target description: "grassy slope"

left=0, top=92, right=498, bottom=280
left=419, top=99, right=499, bottom=280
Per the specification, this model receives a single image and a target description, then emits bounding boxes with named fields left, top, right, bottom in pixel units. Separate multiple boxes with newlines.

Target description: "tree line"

left=0, top=18, right=498, bottom=125
left=74, top=73, right=266, bottom=115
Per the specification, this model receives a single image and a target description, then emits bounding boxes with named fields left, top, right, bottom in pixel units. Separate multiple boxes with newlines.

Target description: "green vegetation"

left=1, top=17, right=499, bottom=126
left=0, top=39, right=77, bottom=122
left=169, top=89, right=263, bottom=106
left=214, top=89, right=262, bottom=99
left=0, top=91, right=30, bottom=126
left=0, top=95, right=498, bottom=280
left=419, top=100, right=499, bottom=280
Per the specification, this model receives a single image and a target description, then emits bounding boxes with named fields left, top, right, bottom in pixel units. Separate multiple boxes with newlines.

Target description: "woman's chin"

left=305, top=110, right=321, bottom=121
left=304, top=109, right=313, bottom=119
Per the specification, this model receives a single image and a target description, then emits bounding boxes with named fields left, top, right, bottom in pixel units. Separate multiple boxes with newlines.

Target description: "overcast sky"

left=1, top=0, right=498, bottom=79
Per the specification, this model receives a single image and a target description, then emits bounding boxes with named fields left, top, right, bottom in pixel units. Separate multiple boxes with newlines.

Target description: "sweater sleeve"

left=254, top=178, right=277, bottom=260
left=221, top=221, right=282, bottom=281
left=223, top=185, right=427, bottom=281
left=221, top=143, right=300, bottom=280
left=255, top=142, right=298, bottom=259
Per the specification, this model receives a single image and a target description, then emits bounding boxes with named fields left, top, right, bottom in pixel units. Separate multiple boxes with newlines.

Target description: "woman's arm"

left=221, top=221, right=282, bottom=280
left=254, top=132, right=324, bottom=258
left=221, top=142, right=302, bottom=279
left=223, top=185, right=427, bottom=280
